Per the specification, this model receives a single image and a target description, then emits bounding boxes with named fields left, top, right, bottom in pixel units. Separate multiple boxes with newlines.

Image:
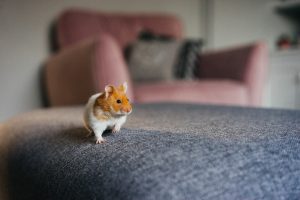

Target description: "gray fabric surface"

left=2, top=103, right=300, bottom=200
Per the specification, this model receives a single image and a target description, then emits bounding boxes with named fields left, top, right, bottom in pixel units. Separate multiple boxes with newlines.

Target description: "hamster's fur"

left=84, top=82, right=132, bottom=144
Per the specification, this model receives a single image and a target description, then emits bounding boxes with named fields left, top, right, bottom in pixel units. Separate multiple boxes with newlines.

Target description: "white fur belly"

left=106, top=117, right=127, bottom=130
left=84, top=99, right=127, bottom=132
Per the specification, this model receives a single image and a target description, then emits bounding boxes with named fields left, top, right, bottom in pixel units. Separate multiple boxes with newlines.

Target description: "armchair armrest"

left=45, top=34, right=133, bottom=107
left=197, top=42, right=267, bottom=106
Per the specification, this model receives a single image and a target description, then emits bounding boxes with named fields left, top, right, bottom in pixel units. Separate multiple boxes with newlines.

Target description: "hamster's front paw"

left=112, top=126, right=121, bottom=133
left=96, top=137, right=106, bottom=144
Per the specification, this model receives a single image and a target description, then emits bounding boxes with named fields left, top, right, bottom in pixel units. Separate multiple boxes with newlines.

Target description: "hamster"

left=83, top=82, right=132, bottom=144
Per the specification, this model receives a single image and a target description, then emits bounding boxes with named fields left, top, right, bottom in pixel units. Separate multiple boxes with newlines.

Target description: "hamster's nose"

left=122, top=108, right=131, bottom=113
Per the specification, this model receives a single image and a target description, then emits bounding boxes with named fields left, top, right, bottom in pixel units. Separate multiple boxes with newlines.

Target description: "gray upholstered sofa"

left=0, top=103, right=299, bottom=199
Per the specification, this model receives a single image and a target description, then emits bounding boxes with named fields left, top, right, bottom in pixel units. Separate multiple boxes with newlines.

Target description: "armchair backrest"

left=56, top=9, right=183, bottom=49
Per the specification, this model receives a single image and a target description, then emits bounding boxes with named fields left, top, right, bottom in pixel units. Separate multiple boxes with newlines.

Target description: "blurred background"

left=0, top=0, right=300, bottom=122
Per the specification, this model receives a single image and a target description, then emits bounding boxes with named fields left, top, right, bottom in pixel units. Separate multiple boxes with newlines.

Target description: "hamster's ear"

left=105, top=85, right=114, bottom=99
left=119, top=82, right=128, bottom=93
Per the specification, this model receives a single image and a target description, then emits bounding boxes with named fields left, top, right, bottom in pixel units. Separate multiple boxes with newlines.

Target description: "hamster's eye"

left=116, top=99, right=122, bottom=104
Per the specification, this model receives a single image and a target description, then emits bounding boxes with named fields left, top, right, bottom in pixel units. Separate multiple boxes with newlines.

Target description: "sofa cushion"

left=1, top=104, right=299, bottom=199
left=126, top=30, right=202, bottom=82
left=45, top=34, right=135, bottom=106
left=127, top=39, right=202, bottom=83
left=134, top=80, right=249, bottom=106
left=128, top=40, right=182, bottom=82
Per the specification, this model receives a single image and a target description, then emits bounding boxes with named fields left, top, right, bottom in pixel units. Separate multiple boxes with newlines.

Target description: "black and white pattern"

left=126, top=31, right=203, bottom=82
left=174, top=39, right=202, bottom=79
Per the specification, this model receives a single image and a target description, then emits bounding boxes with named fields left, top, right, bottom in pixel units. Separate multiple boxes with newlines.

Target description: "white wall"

left=207, top=0, right=296, bottom=50
left=0, top=0, right=203, bottom=122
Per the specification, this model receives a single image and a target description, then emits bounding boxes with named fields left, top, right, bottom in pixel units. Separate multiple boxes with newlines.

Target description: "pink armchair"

left=45, top=9, right=267, bottom=107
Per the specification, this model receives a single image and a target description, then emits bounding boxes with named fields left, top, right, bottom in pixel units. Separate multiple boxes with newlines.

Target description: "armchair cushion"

left=134, top=80, right=248, bottom=106
left=197, top=44, right=254, bottom=81
left=45, top=38, right=97, bottom=106
left=197, top=42, right=267, bottom=106
left=45, top=34, right=134, bottom=106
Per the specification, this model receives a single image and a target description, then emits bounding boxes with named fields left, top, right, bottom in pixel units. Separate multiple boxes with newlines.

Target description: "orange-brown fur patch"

left=93, top=93, right=111, bottom=121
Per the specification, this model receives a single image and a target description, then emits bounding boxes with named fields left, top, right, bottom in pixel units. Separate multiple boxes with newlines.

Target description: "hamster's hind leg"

left=83, top=121, right=93, bottom=138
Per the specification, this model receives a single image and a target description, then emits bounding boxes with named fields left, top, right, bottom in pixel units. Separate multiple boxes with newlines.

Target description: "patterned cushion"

left=126, top=31, right=202, bottom=82
left=128, top=40, right=182, bottom=82
left=174, top=39, right=202, bottom=79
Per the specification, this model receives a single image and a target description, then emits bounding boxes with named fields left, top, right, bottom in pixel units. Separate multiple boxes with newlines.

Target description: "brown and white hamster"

left=83, top=82, right=132, bottom=144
